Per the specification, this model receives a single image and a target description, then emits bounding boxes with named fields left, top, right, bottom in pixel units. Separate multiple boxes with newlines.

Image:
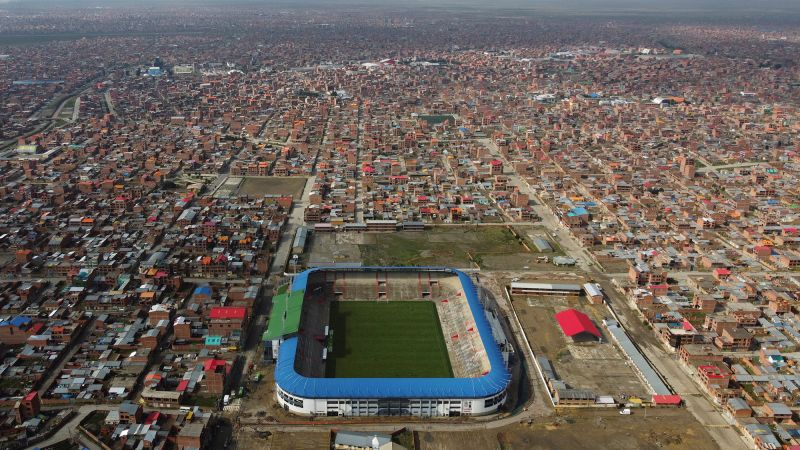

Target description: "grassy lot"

left=185, top=394, right=219, bottom=408
left=238, top=176, right=307, bottom=197
left=326, top=301, right=452, bottom=378
left=80, top=410, right=108, bottom=435
left=56, top=96, right=78, bottom=120
left=418, top=114, right=455, bottom=125
left=359, top=227, right=532, bottom=269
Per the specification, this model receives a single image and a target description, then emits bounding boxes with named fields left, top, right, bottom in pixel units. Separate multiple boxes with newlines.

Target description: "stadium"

left=263, top=267, right=513, bottom=417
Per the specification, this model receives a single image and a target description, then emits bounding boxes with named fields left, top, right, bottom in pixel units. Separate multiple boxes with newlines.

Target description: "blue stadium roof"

left=276, top=267, right=511, bottom=399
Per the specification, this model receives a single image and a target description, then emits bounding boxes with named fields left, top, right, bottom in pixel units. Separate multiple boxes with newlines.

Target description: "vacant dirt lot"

left=514, top=292, right=650, bottom=400
left=420, top=408, right=719, bottom=450
left=239, top=430, right=329, bottom=450
left=306, top=232, right=364, bottom=266
left=238, top=176, right=307, bottom=197
left=419, top=430, right=501, bottom=450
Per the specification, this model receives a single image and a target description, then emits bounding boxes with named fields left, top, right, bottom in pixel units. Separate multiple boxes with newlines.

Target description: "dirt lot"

left=238, top=430, right=329, bottom=450
left=235, top=408, right=718, bottom=450
left=238, top=364, right=299, bottom=423
left=421, top=408, right=719, bottom=450
left=305, top=232, right=364, bottom=266
left=513, top=289, right=651, bottom=400
left=238, top=176, right=307, bottom=197
left=419, top=429, right=501, bottom=450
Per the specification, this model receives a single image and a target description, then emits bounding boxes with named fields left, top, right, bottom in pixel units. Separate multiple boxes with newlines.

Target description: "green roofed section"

left=263, top=289, right=304, bottom=341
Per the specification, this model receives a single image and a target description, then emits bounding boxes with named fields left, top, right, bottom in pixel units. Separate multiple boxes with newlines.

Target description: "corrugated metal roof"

left=532, top=238, right=553, bottom=252
left=583, top=283, right=603, bottom=298
left=511, top=282, right=581, bottom=291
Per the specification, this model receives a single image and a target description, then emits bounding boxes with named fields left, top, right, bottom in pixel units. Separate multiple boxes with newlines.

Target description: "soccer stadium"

left=263, top=267, right=513, bottom=417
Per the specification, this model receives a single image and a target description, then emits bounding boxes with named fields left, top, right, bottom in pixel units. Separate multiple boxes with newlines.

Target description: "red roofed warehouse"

left=652, top=394, right=682, bottom=406
left=555, top=309, right=601, bottom=341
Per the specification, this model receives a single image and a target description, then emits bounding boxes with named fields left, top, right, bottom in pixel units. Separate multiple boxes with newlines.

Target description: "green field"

left=326, top=301, right=453, bottom=378
left=418, top=114, right=455, bottom=125
left=359, top=226, right=548, bottom=269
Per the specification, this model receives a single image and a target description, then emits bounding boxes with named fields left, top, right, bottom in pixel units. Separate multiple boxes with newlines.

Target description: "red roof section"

left=176, top=380, right=190, bottom=392
left=554, top=309, right=600, bottom=338
left=652, top=394, right=682, bottom=405
left=203, top=359, right=228, bottom=372
left=23, top=391, right=37, bottom=402
left=208, top=307, right=247, bottom=320
left=699, top=365, right=727, bottom=379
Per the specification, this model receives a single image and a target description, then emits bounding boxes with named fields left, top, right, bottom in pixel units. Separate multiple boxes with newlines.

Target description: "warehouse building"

left=583, top=283, right=604, bottom=304
left=292, top=226, right=309, bottom=254
left=510, top=282, right=582, bottom=297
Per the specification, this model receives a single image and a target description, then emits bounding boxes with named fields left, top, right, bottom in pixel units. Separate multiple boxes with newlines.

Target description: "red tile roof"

left=144, top=411, right=161, bottom=424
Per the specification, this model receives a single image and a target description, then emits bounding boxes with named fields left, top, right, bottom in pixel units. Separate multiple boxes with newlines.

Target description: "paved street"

left=27, top=404, right=116, bottom=450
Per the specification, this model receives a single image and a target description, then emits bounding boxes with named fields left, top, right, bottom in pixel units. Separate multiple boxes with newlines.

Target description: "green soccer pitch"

left=325, top=301, right=454, bottom=378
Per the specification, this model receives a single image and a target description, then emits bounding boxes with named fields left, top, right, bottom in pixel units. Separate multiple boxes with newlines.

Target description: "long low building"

left=510, top=282, right=582, bottom=296
left=141, top=388, right=183, bottom=408
left=603, top=319, right=672, bottom=396
left=583, top=282, right=604, bottom=304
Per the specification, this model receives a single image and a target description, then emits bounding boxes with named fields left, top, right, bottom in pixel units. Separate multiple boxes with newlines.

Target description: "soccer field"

left=326, top=301, right=454, bottom=378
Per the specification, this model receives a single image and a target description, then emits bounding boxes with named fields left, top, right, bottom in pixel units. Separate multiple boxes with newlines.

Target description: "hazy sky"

left=1, top=0, right=798, bottom=16
left=0, top=0, right=797, bottom=6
